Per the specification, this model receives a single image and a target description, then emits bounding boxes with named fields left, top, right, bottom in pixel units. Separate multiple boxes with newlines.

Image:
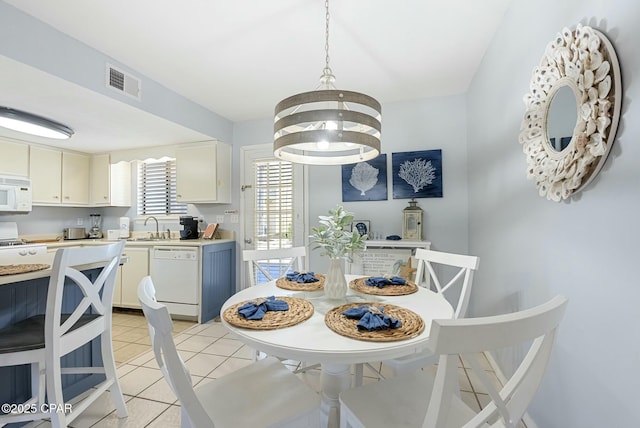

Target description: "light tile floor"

left=25, top=310, right=525, bottom=428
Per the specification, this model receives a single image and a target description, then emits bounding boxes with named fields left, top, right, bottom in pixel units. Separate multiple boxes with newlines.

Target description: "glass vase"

left=324, top=257, right=347, bottom=299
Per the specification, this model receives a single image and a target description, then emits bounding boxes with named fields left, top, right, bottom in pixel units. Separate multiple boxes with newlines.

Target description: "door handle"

left=244, top=238, right=252, bottom=244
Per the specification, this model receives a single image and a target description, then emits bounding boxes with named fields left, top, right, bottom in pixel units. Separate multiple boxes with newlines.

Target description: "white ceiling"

left=1, top=0, right=512, bottom=153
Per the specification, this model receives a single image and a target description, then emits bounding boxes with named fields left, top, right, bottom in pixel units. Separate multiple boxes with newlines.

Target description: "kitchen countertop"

left=0, top=238, right=235, bottom=286
left=46, top=237, right=234, bottom=249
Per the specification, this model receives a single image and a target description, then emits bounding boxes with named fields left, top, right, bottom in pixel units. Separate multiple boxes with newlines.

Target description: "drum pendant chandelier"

left=273, top=0, right=381, bottom=165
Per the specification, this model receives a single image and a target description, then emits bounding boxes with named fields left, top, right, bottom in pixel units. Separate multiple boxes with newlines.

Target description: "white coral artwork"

left=349, top=162, right=379, bottom=195
left=398, top=158, right=436, bottom=193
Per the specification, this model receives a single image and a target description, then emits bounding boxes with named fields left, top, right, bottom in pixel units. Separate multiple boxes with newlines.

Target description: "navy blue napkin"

left=365, top=276, right=406, bottom=288
left=342, top=305, right=402, bottom=331
left=286, top=271, right=319, bottom=283
left=237, top=296, right=289, bottom=320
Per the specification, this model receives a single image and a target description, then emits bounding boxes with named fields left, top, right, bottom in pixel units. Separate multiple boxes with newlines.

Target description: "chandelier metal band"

left=274, top=89, right=381, bottom=165
left=275, top=89, right=381, bottom=113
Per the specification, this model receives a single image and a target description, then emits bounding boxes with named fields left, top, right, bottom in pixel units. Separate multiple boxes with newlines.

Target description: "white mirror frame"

left=519, top=24, right=621, bottom=202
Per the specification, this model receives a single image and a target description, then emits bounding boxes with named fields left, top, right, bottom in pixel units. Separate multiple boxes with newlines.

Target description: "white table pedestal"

left=320, top=363, right=352, bottom=428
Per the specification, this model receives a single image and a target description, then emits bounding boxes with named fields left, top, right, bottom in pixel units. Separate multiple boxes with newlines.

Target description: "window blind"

left=137, top=159, right=187, bottom=215
left=254, top=159, right=293, bottom=250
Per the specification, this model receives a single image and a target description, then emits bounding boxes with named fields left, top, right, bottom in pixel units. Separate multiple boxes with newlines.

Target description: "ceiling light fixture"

left=0, top=106, right=74, bottom=140
left=273, top=0, right=381, bottom=165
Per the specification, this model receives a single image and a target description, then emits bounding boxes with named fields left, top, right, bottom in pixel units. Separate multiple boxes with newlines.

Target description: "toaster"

left=63, top=227, right=87, bottom=240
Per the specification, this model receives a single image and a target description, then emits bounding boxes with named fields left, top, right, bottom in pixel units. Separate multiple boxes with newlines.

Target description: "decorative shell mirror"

left=519, top=24, right=622, bottom=201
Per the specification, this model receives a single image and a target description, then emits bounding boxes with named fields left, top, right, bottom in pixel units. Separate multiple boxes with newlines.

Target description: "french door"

left=240, top=144, right=306, bottom=288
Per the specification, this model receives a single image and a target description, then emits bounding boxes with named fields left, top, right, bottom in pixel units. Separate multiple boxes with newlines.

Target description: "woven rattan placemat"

left=223, top=296, right=314, bottom=330
left=349, top=277, right=418, bottom=296
left=0, top=264, right=50, bottom=276
left=325, top=302, right=425, bottom=342
left=276, top=274, right=325, bottom=291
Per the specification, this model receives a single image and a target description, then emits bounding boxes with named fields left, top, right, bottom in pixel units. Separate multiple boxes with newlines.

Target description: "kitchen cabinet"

left=62, top=151, right=90, bottom=204
left=0, top=138, right=29, bottom=176
left=115, top=247, right=149, bottom=309
left=175, top=141, right=231, bottom=203
left=30, top=145, right=62, bottom=204
left=201, top=241, right=235, bottom=323
left=89, top=154, right=131, bottom=206
left=29, top=146, right=89, bottom=205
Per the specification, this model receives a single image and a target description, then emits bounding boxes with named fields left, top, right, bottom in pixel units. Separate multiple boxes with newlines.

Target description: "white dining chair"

left=137, top=276, right=321, bottom=428
left=0, top=241, right=128, bottom=427
left=241, top=246, right=320, bottom=372
left=340, top=295, right=568, bottom=428
left=355, top=248, right=480, bottom=386
left=242, top=246, right=307, bottom=288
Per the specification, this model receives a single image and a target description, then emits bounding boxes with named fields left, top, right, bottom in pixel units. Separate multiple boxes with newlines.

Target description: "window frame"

left=136, top=158, right=187, bottom=216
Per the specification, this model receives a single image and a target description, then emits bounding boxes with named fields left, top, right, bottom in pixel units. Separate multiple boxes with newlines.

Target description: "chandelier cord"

left=322, top=0, right=334, bottom=82
left=272, top=0, right=381, bottom=165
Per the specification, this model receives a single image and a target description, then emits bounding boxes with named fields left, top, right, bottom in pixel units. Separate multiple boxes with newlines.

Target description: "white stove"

left=0, top=221, right=47, bottom=259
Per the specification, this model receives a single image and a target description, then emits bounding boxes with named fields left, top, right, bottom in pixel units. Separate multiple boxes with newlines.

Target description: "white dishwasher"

left=150, top=246, right=199, bottom=318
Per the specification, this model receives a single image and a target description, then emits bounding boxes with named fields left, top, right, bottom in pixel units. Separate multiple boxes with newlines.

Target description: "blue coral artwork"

left=341, top=154, right=388, bottom=202
left=392, top=150, right=443, bottom=199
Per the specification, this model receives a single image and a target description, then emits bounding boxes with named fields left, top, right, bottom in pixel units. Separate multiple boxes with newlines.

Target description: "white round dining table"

left=220, top=275, right=453, bottom=428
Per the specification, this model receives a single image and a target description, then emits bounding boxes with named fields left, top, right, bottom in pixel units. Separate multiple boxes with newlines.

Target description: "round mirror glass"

left=546, top=84, right=578, bottom=152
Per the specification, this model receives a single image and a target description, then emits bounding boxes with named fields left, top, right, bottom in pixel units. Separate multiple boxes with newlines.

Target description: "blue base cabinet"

left=201, top=241, right=236, bottom=323
left=0, top=269, right=104, bottom=412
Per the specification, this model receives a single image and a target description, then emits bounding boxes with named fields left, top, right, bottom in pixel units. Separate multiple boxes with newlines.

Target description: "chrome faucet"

left=144, top=216, right=159, bottom=239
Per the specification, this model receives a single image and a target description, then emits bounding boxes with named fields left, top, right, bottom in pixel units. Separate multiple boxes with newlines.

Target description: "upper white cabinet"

left=0, top=138, right=29, bottom=177
left=90, top=154, right=131, bottom=206
left=30, top=145, right=63, bottom=204
left=62, top=151, right=90, bottom=204
left=175, top=141, right=231, bottom=203
left=30, top=145, right=89, bottom=206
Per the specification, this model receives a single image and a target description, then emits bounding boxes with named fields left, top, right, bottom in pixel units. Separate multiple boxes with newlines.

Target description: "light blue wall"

left=467, top=0, right=640, bottom=426
left=307, top=95, right=470, bottom=272
left=0, top=1, right=233, bottom=142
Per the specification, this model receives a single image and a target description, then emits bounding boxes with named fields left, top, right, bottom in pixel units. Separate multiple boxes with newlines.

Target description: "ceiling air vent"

left=106, top=64, right=141, bottom=100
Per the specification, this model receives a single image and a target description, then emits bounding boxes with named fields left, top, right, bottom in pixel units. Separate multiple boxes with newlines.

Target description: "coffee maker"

left=179, top=216, right=199, bottom=240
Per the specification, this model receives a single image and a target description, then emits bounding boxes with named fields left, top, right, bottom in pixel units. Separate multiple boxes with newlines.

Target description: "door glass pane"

left=254, top=159, right=293, bottom=250
left=252, top=159, right=294, bottom=284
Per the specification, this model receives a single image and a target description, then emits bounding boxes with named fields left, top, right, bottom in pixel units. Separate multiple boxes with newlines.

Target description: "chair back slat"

left=413, top=248, right=479, bottom=319
left=45, top=241, right=124, bottom=341
left=138, top=276, right=214, bottom=428
left=423, top=295, right=568, bottom=428
left=242, top=246, right=306, bottom=288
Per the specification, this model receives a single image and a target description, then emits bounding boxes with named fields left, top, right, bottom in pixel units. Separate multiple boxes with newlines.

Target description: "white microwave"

left=0, top=175, right=32, bottom=213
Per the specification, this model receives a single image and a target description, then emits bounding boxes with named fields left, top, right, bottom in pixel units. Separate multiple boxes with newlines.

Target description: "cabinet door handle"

left=244, top=238, right=252, bottom=244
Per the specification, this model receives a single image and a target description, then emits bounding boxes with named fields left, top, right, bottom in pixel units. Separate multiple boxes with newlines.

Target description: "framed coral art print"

left=341, top=154, right=388, bottom=202
left=392, top=150, right=443, bottom=199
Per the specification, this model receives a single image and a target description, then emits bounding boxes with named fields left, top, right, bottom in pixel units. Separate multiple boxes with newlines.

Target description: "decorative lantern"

left=402, top=199, right=423, bottom=240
